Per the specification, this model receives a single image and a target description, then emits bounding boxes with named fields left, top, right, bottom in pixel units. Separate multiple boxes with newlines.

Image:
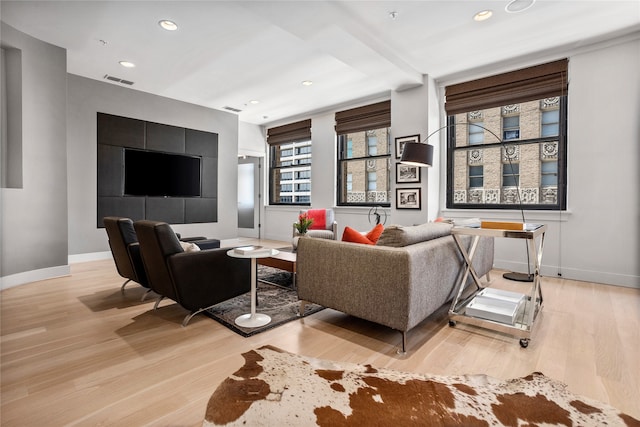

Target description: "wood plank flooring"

left=2, top=238, right=639, bottom=426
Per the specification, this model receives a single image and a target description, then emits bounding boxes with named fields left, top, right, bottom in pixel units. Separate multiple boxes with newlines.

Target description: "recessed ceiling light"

left=301, top=80, right=313, bottom=86
left=505, top=0, right=535, bottom=13
left=249, top=100, right=260, bottom=104
left=119, top=61, right=136, bottom=68
left=389, top=11, right=398, bottom=20
left=473, top=10, right=493, bottom=21
left=159, top=20, right=178, bottom=31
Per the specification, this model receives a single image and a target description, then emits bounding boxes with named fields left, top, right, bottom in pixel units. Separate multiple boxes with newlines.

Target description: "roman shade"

left=335, top=100, right=391, bottom=134
left=267, top=119, right=312, bottom=146
left=445, top=59, right=568, bottom=115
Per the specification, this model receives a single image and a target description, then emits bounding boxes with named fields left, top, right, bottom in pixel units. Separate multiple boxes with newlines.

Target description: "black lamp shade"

left=400, top=142, right=434, bottom=167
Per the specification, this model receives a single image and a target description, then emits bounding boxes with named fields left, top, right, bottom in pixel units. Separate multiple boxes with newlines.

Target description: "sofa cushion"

left=376, top=222, right=453, bottom=247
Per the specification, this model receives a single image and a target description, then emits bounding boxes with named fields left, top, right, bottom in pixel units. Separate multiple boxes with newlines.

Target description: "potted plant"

left=293, top=213, right=314, bottom=250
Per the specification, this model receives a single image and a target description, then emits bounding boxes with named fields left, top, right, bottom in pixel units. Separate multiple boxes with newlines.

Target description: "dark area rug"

left=205, top=266, right=323, bottom=337
left=256, top=264, right=293, bottom=287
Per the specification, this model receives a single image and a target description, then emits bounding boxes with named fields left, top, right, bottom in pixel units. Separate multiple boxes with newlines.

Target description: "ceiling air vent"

left=103, top=74, right=134, bottom=85
left=223, top=106, right=243, bottom=113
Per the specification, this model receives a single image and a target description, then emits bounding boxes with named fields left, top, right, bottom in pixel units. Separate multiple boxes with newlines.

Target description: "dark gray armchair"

left=133, top=220, right=251, bottom=326
left=104, top=216, right=151, bottom=300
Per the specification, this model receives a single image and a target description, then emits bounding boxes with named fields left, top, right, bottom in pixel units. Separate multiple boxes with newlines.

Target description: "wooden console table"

left=448, top=224, right=546, bottom=348
left=258, top=251, right=297, bottom=288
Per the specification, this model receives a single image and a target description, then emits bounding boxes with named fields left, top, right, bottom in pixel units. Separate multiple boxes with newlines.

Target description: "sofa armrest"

left=297, top=238, right=413, bottom=331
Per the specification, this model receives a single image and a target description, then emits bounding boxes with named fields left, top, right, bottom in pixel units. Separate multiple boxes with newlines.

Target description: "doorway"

left=237, top=156, right=261, bottom=238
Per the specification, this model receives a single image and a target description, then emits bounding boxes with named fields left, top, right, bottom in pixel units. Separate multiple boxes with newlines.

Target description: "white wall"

left=238, top=121, right=265, bottom=158
left=1, top=23, right=69, bottom=288
left=558, top=37, right=638, bottom=286
left=66, top=75, right=241, bottom=260
left=260, top=93, right=434, bottom=242
left=440, top=36, right=640, bottom=288
left=261, top=36, right=639, bottom=289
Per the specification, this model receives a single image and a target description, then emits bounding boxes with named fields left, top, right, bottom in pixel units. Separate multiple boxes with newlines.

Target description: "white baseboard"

left=494, top=260, right=639, bottom=289
left=0, top=252, right=112, bottom=290
left=1, top=265, right=71, bottom=290
left=68, top=251, right=112, bottom=264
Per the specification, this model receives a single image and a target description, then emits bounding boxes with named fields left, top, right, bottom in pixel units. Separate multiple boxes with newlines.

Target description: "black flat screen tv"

left=124, top=149, right=202, bottom=197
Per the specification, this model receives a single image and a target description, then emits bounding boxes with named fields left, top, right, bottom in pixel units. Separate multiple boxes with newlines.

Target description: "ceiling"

left=2, top=1, right=639, bottom=125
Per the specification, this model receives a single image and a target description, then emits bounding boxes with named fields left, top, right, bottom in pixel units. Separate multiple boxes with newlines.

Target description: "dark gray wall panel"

left=97, top=196, right=145, bottom=227
left=186, top=128, right=218, bottom=157
left=97, top=144, right=123, bottom=196
left=97, top=113, right=145, bottom=148
left=146, top=197, right=185, bottom=224
left=146, top=122, right=185, bottom=153
left=185, top=197, right=217, bottom=223
left=96, top=112, right=218, bottom=226
left=201, top=156, right=218, bottom=198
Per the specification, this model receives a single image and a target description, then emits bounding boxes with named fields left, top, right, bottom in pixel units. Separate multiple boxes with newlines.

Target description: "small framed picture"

left=396, top=188, right=421, bottom=210
left=396, top=163, right=421, bottom=184
left=395, top=134, right=420, bottom=159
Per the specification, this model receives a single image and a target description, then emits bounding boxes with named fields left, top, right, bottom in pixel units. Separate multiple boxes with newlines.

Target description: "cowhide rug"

left=203, top=345, right=639, bottom=427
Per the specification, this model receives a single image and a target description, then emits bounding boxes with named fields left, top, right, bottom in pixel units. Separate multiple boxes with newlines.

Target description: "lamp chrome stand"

left=401, top=122, right=534, bottom=284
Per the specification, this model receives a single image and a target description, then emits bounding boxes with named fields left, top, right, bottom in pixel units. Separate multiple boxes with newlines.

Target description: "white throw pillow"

left=179, top=241, right=201, bottom=252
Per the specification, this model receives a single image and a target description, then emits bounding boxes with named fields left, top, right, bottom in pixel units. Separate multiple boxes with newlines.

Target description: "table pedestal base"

left=235, top=313, right=271, bottom=328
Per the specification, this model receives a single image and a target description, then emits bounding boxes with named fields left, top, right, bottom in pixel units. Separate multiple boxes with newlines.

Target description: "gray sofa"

left=296, top=222, right=494, bottom=353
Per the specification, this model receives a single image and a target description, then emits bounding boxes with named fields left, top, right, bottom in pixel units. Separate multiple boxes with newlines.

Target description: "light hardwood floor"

left=2, top=238, right=639, bottom=426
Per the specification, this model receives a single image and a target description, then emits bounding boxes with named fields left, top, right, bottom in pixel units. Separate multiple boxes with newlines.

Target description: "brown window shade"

left=445, top=59, right=568, bottom=115
left=267, top=119, right=312, bottom=145
left=335, top=100, right=391, bottom=134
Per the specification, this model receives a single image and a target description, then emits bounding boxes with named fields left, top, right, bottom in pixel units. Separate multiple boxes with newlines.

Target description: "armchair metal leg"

left=153, top=296, right=165, bottom=310
left=141, top=288, right=152, bottom=302
left=120, top=279, right=132, bottom=294
left=182, top=308, right=206, bottom=327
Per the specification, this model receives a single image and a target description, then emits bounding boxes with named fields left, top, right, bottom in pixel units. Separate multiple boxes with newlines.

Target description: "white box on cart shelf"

left=465, top=288, right=526, bottom=325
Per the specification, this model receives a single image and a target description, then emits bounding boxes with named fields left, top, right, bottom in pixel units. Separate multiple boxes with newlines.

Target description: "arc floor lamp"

left=400, top=122, right=533, bottom=282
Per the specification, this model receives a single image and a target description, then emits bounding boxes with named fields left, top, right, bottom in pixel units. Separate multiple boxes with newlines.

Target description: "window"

left=336, top=101, right=391, bottom=206
left=502, top=115, right=520, bottom=140
left=469, top=122, right=484, bottom=145
left=367, top=133, right=378, bottom=155
left=367, top=171, right=377, bottom=191
left=267, top=119, right=312, bottom=205
left=541, top=110, right=559, bottom=137
left=445, top=59, right=567, bottom=210
left=469, top=165, right=483, bottom=188
left=541, top=161, right=557, bottom=187
left=503, top=163, right=519, bottom=187
left=295, top=170, right=310, bottom=179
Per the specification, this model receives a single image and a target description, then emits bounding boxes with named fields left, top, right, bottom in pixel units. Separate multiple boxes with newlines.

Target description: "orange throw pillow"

left=342, top=226, right=376, bottom=245
left=365, top=223, right=384, bottom=244
left=341, top=224, right=385, bottom=245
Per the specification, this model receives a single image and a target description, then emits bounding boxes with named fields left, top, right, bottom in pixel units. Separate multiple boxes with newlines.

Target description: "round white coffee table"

left=227, top=248, right=279, bottom=328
